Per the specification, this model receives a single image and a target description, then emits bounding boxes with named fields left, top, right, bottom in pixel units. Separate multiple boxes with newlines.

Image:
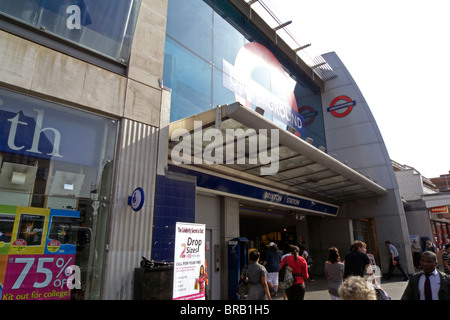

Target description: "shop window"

left=0, top=0, right=141, bottom=65
left=0, top=88, right=117, bottom=300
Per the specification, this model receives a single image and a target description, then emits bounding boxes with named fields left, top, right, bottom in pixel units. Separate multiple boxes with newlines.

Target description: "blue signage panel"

left=168, top=165, right=339, bottom=216
left=0, top=88, right=112, bottom=166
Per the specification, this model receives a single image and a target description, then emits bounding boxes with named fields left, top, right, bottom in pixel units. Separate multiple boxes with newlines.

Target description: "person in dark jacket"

left=262, top=242, right=282, bottom=297
left=401, top=251, right=450, bottom=300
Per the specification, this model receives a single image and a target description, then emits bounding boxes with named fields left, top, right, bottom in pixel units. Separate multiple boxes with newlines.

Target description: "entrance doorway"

left=238, top=199, right=299, bottom=254
left=259, top=226, right=297, bottom=255
left=352, top=219, right=379, bottom=264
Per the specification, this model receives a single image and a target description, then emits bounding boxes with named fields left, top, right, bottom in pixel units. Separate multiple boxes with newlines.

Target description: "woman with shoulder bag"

left=279, top=245, right=309, bottom=300
left=242, top=250, right=272, bottom=300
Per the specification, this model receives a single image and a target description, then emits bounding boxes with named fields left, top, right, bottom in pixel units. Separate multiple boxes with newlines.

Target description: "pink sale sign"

left=2, top=254, right=75, bottom=300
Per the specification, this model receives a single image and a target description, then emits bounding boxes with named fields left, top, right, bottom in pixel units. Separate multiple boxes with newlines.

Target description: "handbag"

left=373, top=284, right=391, bottom=300
left=237, top=265, right=249, bottom=296
left=278, top=258, right=294, bottom=290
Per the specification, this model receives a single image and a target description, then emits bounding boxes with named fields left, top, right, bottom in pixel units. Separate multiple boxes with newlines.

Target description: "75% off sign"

left=2, top=254, right=78, bottom=300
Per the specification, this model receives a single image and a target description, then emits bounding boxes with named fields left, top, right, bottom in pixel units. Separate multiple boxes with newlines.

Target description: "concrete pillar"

left=220, top=196, right=240, bottom=299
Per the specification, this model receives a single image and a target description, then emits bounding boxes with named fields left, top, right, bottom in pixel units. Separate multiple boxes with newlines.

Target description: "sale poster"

left=1, top=254, right=75, bottom=300
left=173, top=222, right=206, bottom=300
left=0, top=205, right=80, bottom=300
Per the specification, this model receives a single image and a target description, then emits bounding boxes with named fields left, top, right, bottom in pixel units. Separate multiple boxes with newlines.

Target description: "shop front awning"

left=168, top=102, right=386, bottom=204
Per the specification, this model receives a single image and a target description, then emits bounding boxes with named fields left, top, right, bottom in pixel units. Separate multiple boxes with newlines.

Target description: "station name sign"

left=169, top=165, right=339, bottom=216
left=262, top=190, right=338, bottom=215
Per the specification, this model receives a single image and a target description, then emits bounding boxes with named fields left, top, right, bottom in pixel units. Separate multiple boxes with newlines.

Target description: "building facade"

left=0, top=0, right=168, bottom=300
left=422, top=192, right=450, bottom=250
left=431, top=172, right=450, bottom=193
left=392, top=161, right=439, bottom=252
left=0, top=0, right=413, bottom=300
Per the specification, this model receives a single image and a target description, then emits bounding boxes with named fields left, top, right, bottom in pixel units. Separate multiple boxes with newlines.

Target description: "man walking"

left=401, top=251, right=450, bottom=300
left=344, top=241, right=373, bottom=278
left=385, top=241, right=409, bottom=281
left=262, top=242, right=281, bottom=297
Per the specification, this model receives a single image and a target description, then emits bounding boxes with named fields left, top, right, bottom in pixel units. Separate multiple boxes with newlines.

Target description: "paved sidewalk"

left=274, top=276, right=409, bottom=300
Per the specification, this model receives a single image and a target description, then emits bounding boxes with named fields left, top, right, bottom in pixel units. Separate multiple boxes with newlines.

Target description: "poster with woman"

left=173, top=222, right=205, bottom=300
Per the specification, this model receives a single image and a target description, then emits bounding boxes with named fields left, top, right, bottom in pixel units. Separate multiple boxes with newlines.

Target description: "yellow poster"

left=9, top=207, right=50, bottom=255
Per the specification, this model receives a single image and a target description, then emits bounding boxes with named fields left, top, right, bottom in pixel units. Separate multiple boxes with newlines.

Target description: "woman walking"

left=279, top=245, right=309, bottom=300
left=324, top=247, right=345, bottom=300
left=243, top=250, right=272, bottom=300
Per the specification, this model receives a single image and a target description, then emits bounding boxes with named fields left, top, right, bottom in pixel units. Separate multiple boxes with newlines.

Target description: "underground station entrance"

left=239, top=199, right=301, bottom=255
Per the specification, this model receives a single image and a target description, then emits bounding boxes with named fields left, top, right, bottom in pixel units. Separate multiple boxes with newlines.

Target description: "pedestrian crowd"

left=238, top=238, right=450, bottom=300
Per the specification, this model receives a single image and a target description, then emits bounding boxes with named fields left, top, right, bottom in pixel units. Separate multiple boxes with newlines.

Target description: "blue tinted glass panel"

left=212, top=67, right=235, bottom=107
left=0, top=0, right=141, bottom=63
left=164, top=37, right=212, bottom=122
left=212, top=3, right=246, bottom=69
left=165, top=0, right=326, bottom=148
left=166, top=0, right=213, bottom=62
left=0, top=0, right=39, bottom=24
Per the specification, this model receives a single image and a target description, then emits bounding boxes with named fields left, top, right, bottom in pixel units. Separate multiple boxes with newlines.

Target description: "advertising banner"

left=173, top=222, right=206, bottom=300
left=1, top=254, right=75, bottom=300
left=0, top=205, right=80, bottom=300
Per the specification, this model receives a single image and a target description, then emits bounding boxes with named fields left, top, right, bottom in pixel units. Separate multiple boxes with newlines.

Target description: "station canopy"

left=168, top=102, right=386, bottom=204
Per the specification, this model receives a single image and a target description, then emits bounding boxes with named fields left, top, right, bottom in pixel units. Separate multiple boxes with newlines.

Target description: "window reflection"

left=166, top=0, right=212, bottom=62
left=164, top=37, right=212, bottom=121
left=0, top=0, right=141, bottom=63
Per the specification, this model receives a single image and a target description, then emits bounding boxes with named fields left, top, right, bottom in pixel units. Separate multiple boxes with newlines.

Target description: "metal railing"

left=244, top=0, right=337, bottom=81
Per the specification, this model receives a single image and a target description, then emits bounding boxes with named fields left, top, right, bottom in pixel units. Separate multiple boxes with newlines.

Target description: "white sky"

left=266, top=0, right=450, bottom=178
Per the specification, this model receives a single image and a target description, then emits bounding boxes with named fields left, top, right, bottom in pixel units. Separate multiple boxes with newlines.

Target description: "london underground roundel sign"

left=298, top=105, right=318, bottom=126
left=327, top=95, right=356, bottom=118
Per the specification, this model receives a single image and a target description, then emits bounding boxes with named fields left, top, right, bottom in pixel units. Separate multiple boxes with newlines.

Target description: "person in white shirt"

left=385, top=241, right=409, bottom=281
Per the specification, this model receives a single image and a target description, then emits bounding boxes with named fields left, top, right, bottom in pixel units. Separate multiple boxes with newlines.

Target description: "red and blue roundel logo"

left=298, top=105, right=318, bottom=126
left=327, top=95, right=356, bottom=118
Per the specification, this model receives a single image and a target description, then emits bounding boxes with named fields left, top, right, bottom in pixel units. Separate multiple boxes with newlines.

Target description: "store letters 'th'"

left=7, top=109, right=63, bottom=158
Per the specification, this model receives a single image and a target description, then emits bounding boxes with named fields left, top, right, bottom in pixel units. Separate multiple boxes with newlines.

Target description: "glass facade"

left=0, top=0, right=141, bottom=64
left=0, top=88, right=118, bottom=300
left=163, top=0, right=326, bottom=148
